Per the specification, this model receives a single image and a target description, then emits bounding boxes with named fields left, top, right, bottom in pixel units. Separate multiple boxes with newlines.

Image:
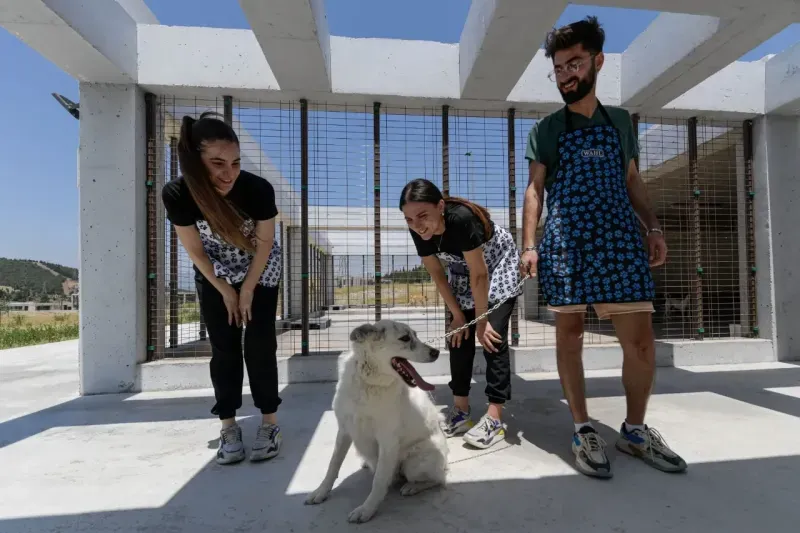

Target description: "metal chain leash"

left=424, top=248, right=533, bottom=345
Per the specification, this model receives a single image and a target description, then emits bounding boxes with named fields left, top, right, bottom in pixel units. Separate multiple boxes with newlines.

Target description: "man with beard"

left=520, top=16, right=687, bottom=478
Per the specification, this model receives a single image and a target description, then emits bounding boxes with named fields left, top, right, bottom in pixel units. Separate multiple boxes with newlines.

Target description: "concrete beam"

left=114, top=0, right=158, bottom=24
left=0, top=0, right=140, bottom=82
left=766, top=42, right=800, bottom=115
left=589, top=0, right=800, bottom=19
left=664, top=60, right=765, bottom=117
left=459, top=0, right=566, bottom=100
left=136, top=26, right=765, bottom=119
left=622, top=11, right=788, bottom=112
left=238, top=0, right=331, bottom=93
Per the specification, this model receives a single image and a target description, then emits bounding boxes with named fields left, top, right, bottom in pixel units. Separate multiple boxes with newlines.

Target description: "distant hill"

left=0, top=258, right=79, bottom=301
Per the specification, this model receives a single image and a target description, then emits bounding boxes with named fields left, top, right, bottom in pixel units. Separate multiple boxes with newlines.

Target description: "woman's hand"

left=448, top=311, right=470, bottom=348
left=239, top=285, right=255, bottom=324
left=219, top=283, right=241, bottom=326
left=477, top=320, right=502, bottom=353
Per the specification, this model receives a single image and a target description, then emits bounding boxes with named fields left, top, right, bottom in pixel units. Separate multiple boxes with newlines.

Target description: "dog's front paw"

left=400, top=480, right=439, bottom=496
left=347, top=504, right=377, bottom=523
left=304, top=485, right=332, bottom=505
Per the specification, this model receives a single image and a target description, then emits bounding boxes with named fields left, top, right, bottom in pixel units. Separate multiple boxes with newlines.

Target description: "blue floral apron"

left=437, top=223, right=522, bottom=310
left=538, top=103, right=655, bottom=306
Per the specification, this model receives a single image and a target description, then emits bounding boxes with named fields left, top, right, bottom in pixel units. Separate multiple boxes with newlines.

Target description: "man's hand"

left=648, top=232, right=667, bottom=267
left=520, top=249, right=538, bottom=277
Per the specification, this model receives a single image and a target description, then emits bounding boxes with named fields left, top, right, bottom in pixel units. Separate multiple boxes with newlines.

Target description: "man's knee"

left=620, top=321, right=655, bottom=364
left=555, top=314, right=585, bottom=351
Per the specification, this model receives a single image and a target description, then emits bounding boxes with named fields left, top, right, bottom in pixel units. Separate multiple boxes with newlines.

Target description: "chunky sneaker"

left=463, top=414, right=506, bottom=449
left=217, top=424, right=246, bottom=465
left=572, top=426, right=612, bottom=478
left=616, top=424, right=688, bottom=473
left=250, top=423, right=282, bottom=462
left=441, top=406, right=474, bottom=437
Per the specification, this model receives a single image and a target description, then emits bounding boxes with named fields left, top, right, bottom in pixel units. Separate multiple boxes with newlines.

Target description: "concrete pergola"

left=3, top=0, right=799, bottom=395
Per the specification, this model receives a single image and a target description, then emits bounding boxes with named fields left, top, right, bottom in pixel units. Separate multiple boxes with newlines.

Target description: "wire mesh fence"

left=147, top=96, right=757, bottom=360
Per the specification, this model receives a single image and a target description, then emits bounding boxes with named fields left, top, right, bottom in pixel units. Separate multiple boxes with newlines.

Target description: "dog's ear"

left=350, top=323, right=386, bottom=343
left=350, top=323, right=381, bottom=343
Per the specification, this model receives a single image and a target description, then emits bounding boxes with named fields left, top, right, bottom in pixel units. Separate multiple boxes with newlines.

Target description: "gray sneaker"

left=441, top=406, right=474, bottom=437
left=217, top=424, right=245, bottom=465
left=463, top=414, right=505, bottom=449
left=250, top=423, right=282, bottom=462
left=616, top=424, right=688, bottom=473
left=572, top=426, right=612, bottom=478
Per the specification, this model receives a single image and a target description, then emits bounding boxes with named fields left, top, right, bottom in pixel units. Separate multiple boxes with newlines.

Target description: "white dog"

left=304, top=320, right=448, bottom=523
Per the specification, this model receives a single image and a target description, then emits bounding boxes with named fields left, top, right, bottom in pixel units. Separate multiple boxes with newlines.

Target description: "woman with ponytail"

left=400, top=178, right=522, bottom=450
left=162, top=112, right=283, bottom=465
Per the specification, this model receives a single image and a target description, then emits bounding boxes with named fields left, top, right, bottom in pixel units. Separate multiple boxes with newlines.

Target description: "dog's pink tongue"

left=398, top=359, right=435, bottom=392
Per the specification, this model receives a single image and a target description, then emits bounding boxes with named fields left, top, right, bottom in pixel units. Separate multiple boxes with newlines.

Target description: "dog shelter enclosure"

left=146, top=98, right=757, bottom=360
left=6, top=0, right=799, bottom=394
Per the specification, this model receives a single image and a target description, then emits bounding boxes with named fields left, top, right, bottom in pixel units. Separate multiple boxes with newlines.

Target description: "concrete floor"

left=2, top=340, right=800, bottom=532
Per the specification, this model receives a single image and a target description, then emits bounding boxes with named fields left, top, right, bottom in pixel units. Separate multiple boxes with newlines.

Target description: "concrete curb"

left=136, top=339, right=774, bottom=392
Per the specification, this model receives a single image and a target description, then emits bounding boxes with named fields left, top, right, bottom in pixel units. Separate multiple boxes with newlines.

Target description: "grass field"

left=333, top=282, right=442, bottom=307
left=0, top=311, right=79, bottom=349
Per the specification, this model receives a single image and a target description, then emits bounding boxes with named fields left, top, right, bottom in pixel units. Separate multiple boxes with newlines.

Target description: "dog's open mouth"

left=391, top=357, right=435, bottom=392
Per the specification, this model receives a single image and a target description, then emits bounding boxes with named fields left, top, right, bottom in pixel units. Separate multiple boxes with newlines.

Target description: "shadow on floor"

left=2, top=363, right=800, bottom=532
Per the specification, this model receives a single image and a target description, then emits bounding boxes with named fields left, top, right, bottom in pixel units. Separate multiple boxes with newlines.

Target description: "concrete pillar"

left=752, top=115, right=800, bottom=361
left=78, top=83, right=147, bottom=394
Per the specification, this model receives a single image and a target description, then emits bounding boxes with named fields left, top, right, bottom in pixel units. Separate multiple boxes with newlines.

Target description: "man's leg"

left=554, top=308, right=589, bottom=424
left=606, top=304, right=687, bottom=473
left=610, top=309, right=655, bottom=426
left=552, top=305, right=611, bottom=478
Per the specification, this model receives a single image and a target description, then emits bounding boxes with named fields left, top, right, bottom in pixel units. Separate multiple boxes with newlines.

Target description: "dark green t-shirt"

left=524, top=105, right=639, bottom=193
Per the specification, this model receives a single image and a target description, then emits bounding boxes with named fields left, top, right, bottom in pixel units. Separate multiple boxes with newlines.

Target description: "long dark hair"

left=399, top=179, right=492, bottom=240
left=178, top=112, right=255, bottom=252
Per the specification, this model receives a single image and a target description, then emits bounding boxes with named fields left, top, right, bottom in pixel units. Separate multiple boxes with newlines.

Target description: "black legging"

left=196, top=275, right=281, bottom=420
left=447, top=298, right=516, bottom=405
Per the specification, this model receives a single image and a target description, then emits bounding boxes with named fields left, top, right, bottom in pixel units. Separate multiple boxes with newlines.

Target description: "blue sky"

left=1, top=0, right=798, bottom=268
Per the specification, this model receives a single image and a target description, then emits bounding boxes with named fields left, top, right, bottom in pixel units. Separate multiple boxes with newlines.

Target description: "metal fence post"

left=374, top=102, right=382, bottom=321
left=300, top=99, right=310, bottom=355
left=507, top=108, right=519, bottom=346
left=688, top=117, right=704, bottom=340
left=743, top=119, right=759, bottom=337
left=223, top=95, right=233, bottom=126
left=145, top=93, right=158, bottom=361
left=442, top=105, right=450, bottom=336
left=169, top=137, right=179, bottom=348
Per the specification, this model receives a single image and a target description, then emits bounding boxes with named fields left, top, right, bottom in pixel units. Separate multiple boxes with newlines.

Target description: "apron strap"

left=564, top=100, right=615, bottom=131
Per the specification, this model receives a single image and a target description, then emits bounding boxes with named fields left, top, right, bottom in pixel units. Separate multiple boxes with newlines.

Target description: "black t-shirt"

left=410, top=203, right=492, bottom=258
left=161, top=170, right=278, bottom=227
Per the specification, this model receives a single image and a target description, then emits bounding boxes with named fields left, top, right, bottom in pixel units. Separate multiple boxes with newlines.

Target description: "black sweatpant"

left=196, top=275, right=281, bottom=420
left=448, top=298, right=516, bottom=405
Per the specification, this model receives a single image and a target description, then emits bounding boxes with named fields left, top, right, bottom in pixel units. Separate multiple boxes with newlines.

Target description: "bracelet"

left=646, top=228, right=663, bottom=236
left=523, top=245, right=537, bottom=252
